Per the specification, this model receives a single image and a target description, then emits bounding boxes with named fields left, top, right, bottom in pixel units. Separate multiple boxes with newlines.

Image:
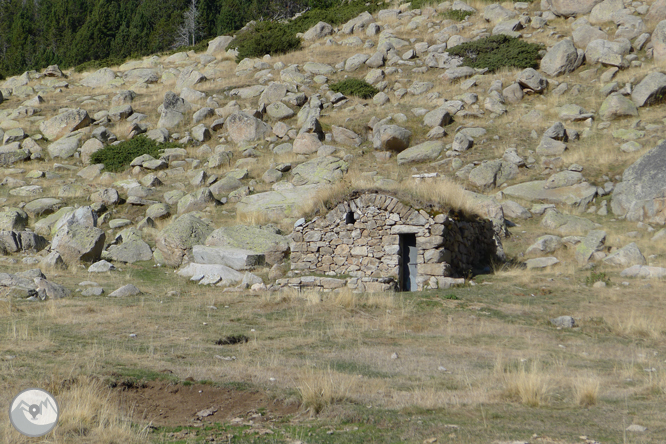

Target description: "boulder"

left=631, top=72, right=666, bottom=107
left=590, top=0, right=624, bottom=24
left=51, top=223, right=105, bottom=264
left=176, top=262, right=246, bottom=285
left=345, top=54, right=371, bottom=71
left=504, top=181, right=597, bottom=210
left=540, top=39, right=582, bottom=76
left=291, top=156, right=348, bottom=186
left=653, top=20, right=666, bottom=63
left=544, top=171, right=583, bottom=189
left=516, top=68, right=547, bottom=92
left=501, top=201, right=532, bottom=219
left=372, top=125, right=412, bottom=151
left=236, top=184, right=322, bottom=222
left=47, top=133, right=83, bottom=159
left=572, top=24, right=608, bottom=49
left=540, top=209, right=597, bottom=234
left=599, top=93, right=638, bottom=120
left=332, top=126, right=363, bottom=146
left=39, top=109, right=90, bottom=140
left=575, top=230, right=606, bottom=264
left=156, top=214, right=213, bottom=267
left=396, top=141, right=444, bottom=165
left=620, top=265, right=666, bottom=278
left=224, top=112, right=271, bottom=144
left=303, top=62, right=335, bottom=75
left=35, top=278, right=71, bottom=300
left=108, top=284, right=141, bottom=297
left=550, top=0, right=603, bottom=16
left=303, top=21, right=334, bottom=41
left=585, top=39, right=630, bottom=66
left=526, top=235, right=562, bottom=255
left=266, top=102, right=295, bottom=120
left=468, top=160, right=518, bottom=189
left=536, top=137, right=567, bottom=156
left=210, top=176, right=243, bottom=199
left=646, top=0, right=666, bottom=22
left=603, top=242, right=646, bottom=267
left=207, top=36, right=234, bottom=55
left=192, top=245, right=265, bottom=270
left=24, top=198, right=64, bottom=217
left=611, top=140, right=666, bottom=222
left=106, top=228, right=153, bottom=263
left=80, top=68, right=116, bottom=88
left=88, top=260, right=116, bottom=273
left=205, top=225, right=287, bottom=264
left=483, top=4, right=517, bottom=23
left=177, top=187, right=218, bottom=213
left=0, top=208, right=28, bottom=231
left=525, top=257, right=560, bottom=269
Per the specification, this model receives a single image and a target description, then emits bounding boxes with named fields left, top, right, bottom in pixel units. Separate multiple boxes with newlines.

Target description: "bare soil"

left=113, top=381, right=299, bottom=427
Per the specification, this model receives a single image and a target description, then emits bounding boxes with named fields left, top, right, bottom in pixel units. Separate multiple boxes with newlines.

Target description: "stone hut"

left=288, top=192, right=503, bottom=292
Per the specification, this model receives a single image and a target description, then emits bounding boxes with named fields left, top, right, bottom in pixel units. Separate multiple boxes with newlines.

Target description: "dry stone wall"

left=288, top=193, right=502, bottom=291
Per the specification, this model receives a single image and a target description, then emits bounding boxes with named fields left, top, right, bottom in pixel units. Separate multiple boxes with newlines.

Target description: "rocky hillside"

left=2, top=0, right=666, bottom=296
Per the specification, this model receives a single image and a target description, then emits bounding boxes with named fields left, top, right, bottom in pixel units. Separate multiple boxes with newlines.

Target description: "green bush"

left=441, top=9, right=474, bottom=21
left=90, top=136, right=179, bottom=172
left=230, top=0, right=384, bottom=61
left=232, top=22, right=302, bottom=62
left=330, top=79, right=378, bottom=99
left=447, top=35, right=543, bottom=73
left=585, top=271, right=611, bottom=287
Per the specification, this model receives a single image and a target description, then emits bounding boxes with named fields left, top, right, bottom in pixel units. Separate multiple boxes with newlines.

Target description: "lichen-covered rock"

left=599, top=93, right=638, bottom=120
left=291, top=156, right=348, bottom=186
left=611, top=140, right=666, bottom=223
left=223, top=112, right=271, bottom=144
left=372, top=125, right=412, bottom=152
left=51, top=223, right=106, bottom=264
left=155, top=214, right=213, bottom=267
left=106, top=228, right=153, bottom=263
left=396, top=141, right=444, bottom=165
left=540, top=39, right=582, bottom=76
left=39, top=108, right=90, bottom=140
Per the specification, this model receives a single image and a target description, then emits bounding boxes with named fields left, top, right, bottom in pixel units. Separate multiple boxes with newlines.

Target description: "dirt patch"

left=114, top=381, right=299, bottom=427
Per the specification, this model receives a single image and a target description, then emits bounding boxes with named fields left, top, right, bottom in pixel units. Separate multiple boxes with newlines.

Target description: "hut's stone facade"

left=288, top=193, right=503, bottom=291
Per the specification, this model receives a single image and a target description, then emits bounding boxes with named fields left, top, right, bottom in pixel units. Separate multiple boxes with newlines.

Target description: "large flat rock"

left=503, top=180, right=597, bottom=210
left=192, top=246, right=265, bottom=270
left=236, top=184, right=321, bottom=222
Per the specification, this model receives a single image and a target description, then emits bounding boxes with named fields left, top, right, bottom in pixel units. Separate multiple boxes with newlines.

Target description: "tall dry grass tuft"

left=2, top=377, right=146, bottom=444
left=496, top=358, right=552, bottom=407
left=574, top=377, right=600, bottom=407
left=296, top=367, right=359, bottom=414
left=608, top=309, right=665, bottom=339
left=296, top=174, right=480, bottom=221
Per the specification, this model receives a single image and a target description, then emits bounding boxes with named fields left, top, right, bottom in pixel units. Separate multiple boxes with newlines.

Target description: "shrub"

left=232, top=22, right=302, bottom=62
left=447, top=35, right=543, bottom=73
left=230, top=0, right=384, bottom=61
left=330, top=78, right=378, bottom=99
left=441, top=9, right=474, bottom=21
left=585, top=271, right=611, bottom=287
left=90, top=136, right=179, bottom=172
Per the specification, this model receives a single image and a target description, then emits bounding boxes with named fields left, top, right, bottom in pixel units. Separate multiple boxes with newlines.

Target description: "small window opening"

left=345, top=211, right=356, bottom=224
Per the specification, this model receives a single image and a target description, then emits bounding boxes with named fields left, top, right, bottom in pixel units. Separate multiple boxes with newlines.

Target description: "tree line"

left=0, top=0, right=333, bottom=78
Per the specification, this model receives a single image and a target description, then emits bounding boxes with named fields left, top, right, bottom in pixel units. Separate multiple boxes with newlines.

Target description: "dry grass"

left=1, top=376, right=145, bottom=444
left=574, top=376, right=600, bottom=407
left=296, top=173, right=480, bottom=221
left=496, top=358, right=552, bottom=407
left=296, top=367, right=359, bottom=414
left=607, top=309, right=665, bottom=339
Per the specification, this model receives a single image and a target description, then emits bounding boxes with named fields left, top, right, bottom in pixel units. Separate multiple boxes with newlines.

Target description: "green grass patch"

left=89, top=136, right=180, bottom=172
left=330, top=78, right=378, bottom=99
left=447, top=35, right=543, bottom=73
left=441, top=9, right=474, bottom=21
left=585, top=271, right=611, bottom=287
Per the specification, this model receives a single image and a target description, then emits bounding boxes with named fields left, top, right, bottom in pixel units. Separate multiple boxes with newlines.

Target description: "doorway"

left=399, top=233, right=417, bottom=291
